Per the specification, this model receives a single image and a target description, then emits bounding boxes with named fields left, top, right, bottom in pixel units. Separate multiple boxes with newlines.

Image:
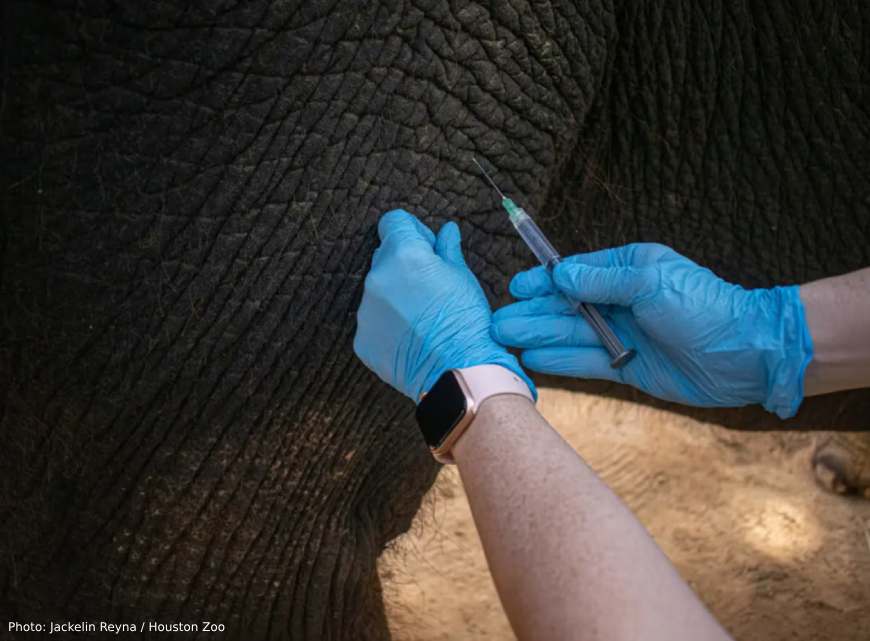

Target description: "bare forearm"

left=452, top=395, right=732, bottom=641
left=801, top=267, right=870, bottom=397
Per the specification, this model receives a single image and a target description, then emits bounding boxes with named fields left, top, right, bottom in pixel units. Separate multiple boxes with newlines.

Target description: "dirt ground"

left=379, top=388, right=870, bottom=641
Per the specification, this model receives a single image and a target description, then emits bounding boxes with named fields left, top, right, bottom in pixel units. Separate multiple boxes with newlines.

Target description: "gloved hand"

left=491, top=243, right=813, bottom=418
left=354, top=209, right=535, bottom=402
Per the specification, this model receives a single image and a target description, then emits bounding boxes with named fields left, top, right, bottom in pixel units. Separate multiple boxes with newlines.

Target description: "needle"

left=472, top=157, right=506, bottom=199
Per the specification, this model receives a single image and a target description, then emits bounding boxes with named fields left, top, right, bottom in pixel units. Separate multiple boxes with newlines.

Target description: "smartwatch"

left=415, top=364, right=534, bottom=464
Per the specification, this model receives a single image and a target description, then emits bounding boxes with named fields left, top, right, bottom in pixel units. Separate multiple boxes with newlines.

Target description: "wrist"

left=799, top=267, right=870, bottom=396
left=451, top=394, right=537, bottom=465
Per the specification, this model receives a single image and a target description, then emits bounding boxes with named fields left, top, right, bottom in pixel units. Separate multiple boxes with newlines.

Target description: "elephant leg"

left=813, top=434, right=870, bottom=497
left=1, top=1, right=619, bottom=636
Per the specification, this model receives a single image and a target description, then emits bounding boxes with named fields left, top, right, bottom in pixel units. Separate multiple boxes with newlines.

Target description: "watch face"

left=415, top=371, right=469, bottom=448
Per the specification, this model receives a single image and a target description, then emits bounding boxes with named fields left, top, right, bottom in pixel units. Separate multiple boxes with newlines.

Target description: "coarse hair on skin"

left=377, top=464, right=463, bottom=641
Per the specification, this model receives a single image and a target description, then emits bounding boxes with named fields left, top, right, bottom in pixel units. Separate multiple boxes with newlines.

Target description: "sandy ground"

left=379, top=388, right=870, bottom=641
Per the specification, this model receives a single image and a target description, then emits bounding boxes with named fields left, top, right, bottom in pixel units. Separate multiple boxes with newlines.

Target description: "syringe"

left=472, top=157, right=635, bottom=368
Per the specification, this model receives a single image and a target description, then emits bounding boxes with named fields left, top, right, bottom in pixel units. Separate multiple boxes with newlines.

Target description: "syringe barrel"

left=512, top=212, right=561, bottom=269
left=510, top=208, right=636, bottom=369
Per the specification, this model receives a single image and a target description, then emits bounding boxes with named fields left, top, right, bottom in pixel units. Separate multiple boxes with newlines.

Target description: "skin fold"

left=1, top=1, right=868, bottom=639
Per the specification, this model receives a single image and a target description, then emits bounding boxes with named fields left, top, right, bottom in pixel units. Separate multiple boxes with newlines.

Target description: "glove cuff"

left=762, top=285, right=814, bottom=419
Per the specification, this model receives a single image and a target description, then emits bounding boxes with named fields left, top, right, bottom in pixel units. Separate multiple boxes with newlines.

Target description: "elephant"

left=2, top=1, right=868, bottom=639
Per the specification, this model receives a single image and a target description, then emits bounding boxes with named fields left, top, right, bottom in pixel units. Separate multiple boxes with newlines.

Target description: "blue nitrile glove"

left=491, top=243, right=813, bottom=418
left=354, top=209, right=535, bottom=402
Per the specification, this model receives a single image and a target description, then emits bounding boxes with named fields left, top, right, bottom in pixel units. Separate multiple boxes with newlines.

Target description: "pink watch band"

left=455, top=364, right=534, bottom=406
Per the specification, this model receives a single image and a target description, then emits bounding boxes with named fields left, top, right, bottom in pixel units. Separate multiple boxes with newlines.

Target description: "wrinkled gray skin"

left=2, top=1, right=869, bottom=639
